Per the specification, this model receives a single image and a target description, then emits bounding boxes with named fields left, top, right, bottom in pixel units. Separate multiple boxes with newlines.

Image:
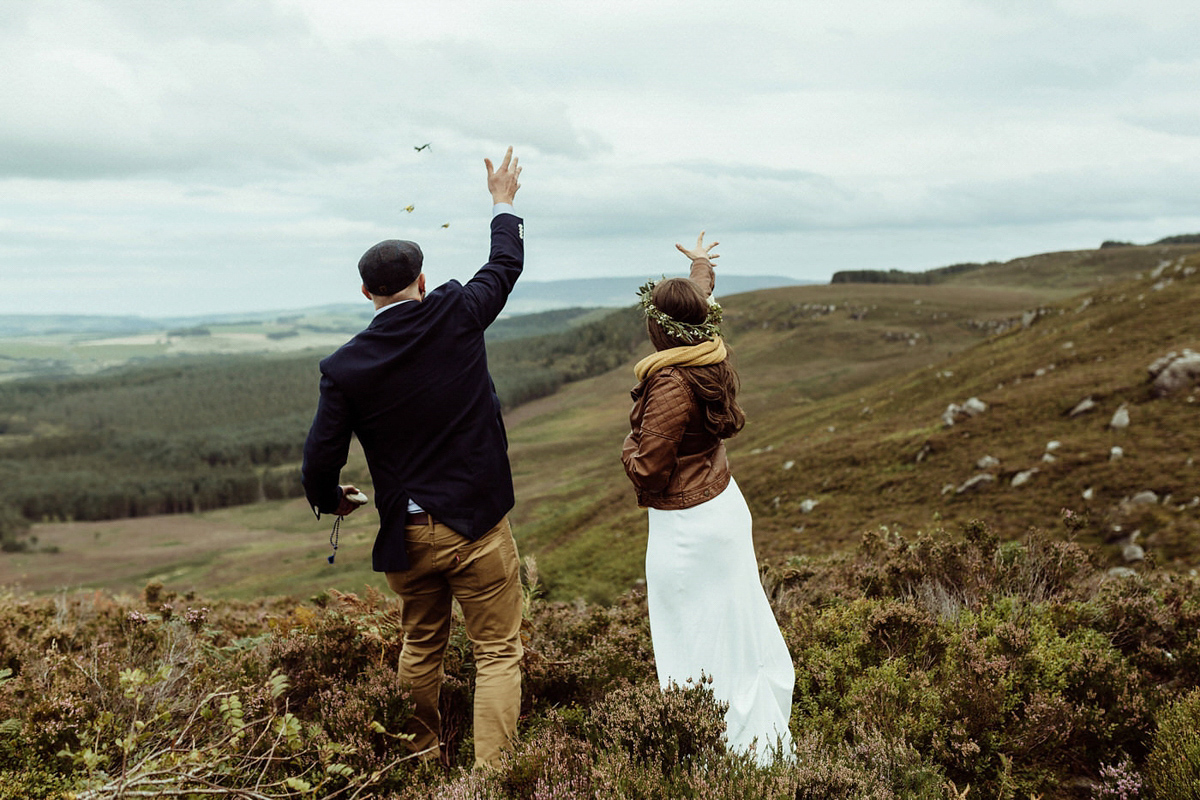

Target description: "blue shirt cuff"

left=492, top=203, right=515, bottom=218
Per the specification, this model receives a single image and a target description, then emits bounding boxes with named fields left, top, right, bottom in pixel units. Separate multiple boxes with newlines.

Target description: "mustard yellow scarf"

left=634, top=337, right=727, bottom=382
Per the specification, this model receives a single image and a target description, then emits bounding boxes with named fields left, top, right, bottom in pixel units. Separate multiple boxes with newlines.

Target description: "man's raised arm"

left=464, top=146, right=525, bottom=328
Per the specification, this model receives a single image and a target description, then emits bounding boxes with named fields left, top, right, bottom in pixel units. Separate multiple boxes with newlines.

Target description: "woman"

left=621, top=232, right=795, bottom=763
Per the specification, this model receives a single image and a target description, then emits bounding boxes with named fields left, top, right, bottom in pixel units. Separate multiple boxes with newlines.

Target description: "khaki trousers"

left=386, top=515, right=523, bottom=769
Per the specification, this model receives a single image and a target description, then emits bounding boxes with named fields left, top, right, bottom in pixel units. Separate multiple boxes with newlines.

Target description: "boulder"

left=956, top=474, right=996, bottom=494
left=941, top=403, right=962, bottom=427
left=942, top=397, right=988, bottom=427
left=963, top=397, right=988, bottom=415
left=1068, top=396, right=1097, bottom=417
left=1149, top=349, right=1200, bottom=396
left=1011, top=468, right=1039, bottom=488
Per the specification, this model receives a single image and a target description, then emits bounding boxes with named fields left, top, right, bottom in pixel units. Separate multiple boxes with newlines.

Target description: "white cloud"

left=2, top=0, right=1199, bottom=315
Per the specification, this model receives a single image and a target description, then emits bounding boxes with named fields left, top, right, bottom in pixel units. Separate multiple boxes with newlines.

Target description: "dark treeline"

left=0, top=307, right=645, bottom=535
left=830, top=261, right=988, bottom=285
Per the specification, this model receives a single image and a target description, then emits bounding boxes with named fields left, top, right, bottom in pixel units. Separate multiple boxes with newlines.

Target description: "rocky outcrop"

left=1148, top=349, right=1200, bottom=396
left=942, top=397, right=988, bottom=427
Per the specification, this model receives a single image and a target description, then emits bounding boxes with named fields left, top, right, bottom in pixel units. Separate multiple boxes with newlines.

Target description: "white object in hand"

left=345, top=491, right=369, bottom=505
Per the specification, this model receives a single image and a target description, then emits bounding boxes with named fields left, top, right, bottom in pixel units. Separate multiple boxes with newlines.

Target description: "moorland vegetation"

left=4, top=523, right=1200, bottom=798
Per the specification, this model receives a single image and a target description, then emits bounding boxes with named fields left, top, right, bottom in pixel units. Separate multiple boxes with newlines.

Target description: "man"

left=302, top=147, right=524, bottom=769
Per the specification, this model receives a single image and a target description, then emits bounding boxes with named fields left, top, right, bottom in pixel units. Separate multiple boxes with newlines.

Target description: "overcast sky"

left=3, top=0, right=1199, bottom=317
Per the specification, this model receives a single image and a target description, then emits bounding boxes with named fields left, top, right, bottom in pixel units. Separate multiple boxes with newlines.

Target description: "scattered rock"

left=1045, top=440, right=1061, bottom=452
left=782, top=461, right=795, bottom=470
left=749, top=445, right=775, bottom=455
left=976, top=455, right=1000, bottom=469
left=1011, top=468, right=1039, bottom=488
left=1068, top=396, right=1097, bottom=417
left=1110, top=446, right=1124, bottom=461
left=772, top=496, right=781, bottom=509
left=956, top=474, right=996, bottom=494
left=799, top=498, right=819, bottom=513
left=941, top=403, right=962, bottom=427
left=1129, top=490, right=1159, bottom=505
left=915, top=442, right=933, bottom=463
left=1109, top=404, right=1130, bottom=431
left=1082, top=487, right=1095, bottom=501
left=1107, top=566, right=1139, bottom=579
left=1042, top=453, right=1057, bottom=463
left=1148, top=348, right=1200, bottom=396
left=942, top=397, right=989, bottom=427
left=963, top=397, right=988, bottom=415
left=1123, top=543, right=1146, bottom=563
left=941, top=483, right=957, bottom=495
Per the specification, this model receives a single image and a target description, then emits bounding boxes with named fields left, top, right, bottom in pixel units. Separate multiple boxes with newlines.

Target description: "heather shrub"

left=775, top=522, right=1194, bottom=796
left=1145, top=687, right=1200, bottom=798
left=9, top=521, right=1200, bottom=797
left=585, top=678, right=727, bottom=773
left=522, top=589, right=656, bottom=710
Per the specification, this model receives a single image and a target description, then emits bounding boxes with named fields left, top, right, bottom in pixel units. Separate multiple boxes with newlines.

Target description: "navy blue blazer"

left=302, top=212, right=523, bottom=572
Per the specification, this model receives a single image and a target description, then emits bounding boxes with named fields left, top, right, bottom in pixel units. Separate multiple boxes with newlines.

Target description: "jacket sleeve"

left=301, top=370, right=352, bottom=516
left=462, top=212, right=524, bottom=329
left=621, top=373, right=694, bottom=494
left=689, top=256, right=715, bottom=297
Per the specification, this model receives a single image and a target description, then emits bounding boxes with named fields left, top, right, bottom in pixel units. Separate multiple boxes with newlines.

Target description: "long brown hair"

left=646, top=278, right=746, bottom=439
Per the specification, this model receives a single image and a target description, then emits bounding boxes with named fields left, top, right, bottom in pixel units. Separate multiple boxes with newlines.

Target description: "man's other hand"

left=485, top=146, right=521, bottom=205
left=335, top=484, right=367, bottom=516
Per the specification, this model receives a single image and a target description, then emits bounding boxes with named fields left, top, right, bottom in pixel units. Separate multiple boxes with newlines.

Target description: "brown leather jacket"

left=621, top=366, right=732, bottom=509
left=622, top=256, right=728, bottom=509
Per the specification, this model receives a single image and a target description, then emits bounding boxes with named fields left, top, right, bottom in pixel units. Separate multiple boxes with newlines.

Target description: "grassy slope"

left=508, top=245, right=1200, bottom=601
left=739, top=257, right=1200, bottom=564
left=7, top=244, right=1198, bottom=603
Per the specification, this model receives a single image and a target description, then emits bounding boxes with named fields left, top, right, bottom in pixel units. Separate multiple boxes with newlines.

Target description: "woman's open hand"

left=676, top=231, right=719, bottom=262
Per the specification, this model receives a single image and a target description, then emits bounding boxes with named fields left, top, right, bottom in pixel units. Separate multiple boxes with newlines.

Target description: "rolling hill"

left=2, top=241, right=1199, bottom=604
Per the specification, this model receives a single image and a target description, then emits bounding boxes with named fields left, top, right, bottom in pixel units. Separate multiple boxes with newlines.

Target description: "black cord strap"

left=328, top=515, right=343, bottom=564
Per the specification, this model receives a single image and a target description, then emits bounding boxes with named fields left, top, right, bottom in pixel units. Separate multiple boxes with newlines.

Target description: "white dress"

left=645, top=477, right=796, bottom=763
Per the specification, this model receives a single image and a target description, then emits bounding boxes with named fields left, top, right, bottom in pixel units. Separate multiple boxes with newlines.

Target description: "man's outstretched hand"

left=676, top=231, right=720, bottom=262
left=486, top=146, right=521, bottom=205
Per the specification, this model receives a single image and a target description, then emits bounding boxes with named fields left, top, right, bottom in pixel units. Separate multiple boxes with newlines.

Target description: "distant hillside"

left=0, top=306, right=615, bottom=382
left=504, top=275, right=806, bottom=314
left=832, top=239, right=1200, bottom=290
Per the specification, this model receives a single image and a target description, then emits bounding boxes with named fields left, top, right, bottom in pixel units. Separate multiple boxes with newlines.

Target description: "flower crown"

left=636, top=278, right=724, bottom=342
